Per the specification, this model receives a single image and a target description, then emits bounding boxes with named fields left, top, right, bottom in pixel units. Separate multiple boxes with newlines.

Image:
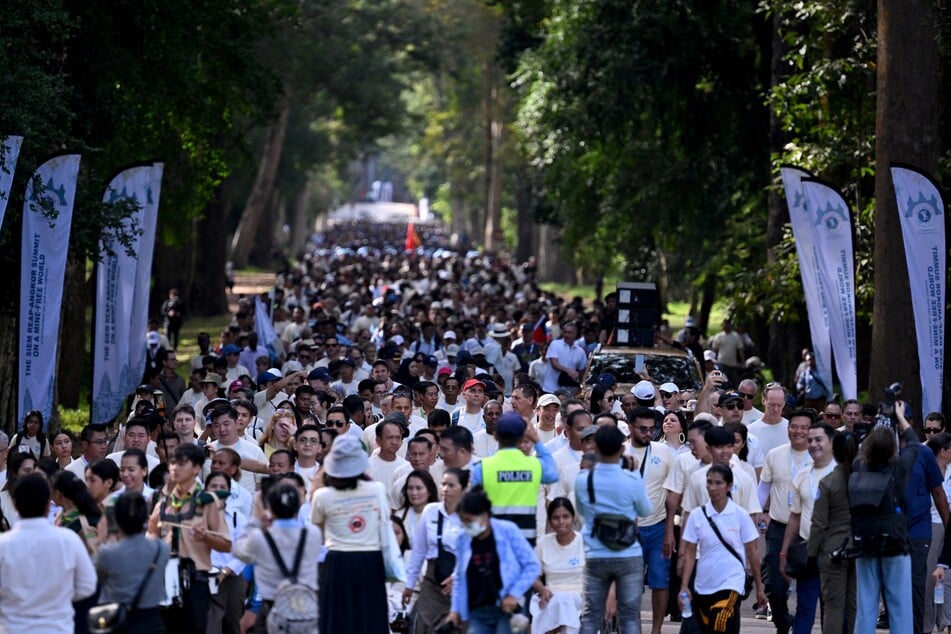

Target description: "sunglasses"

left=925, top=427, right=943, bottom=434
left=722, top=402, right=742, bottom=411
left=326, top=420, right=347, bottom=429
left=740, top=393, right=756, bottom=400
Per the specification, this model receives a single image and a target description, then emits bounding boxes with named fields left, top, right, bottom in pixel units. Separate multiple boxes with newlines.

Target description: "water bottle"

left=680, top=591, right=693, bottom=618
left=758, top=520, right=767, bottom=533
left=509, top=612, right=530, bottom=632
left=936, top=582, right=945, bottom=605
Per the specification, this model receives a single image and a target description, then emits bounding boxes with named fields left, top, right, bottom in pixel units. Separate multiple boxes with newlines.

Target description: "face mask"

left=463, top=519, right=485, bottom=537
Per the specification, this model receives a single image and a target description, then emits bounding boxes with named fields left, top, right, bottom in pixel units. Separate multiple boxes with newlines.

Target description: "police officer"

left=471, top=412, right=559, bottom=545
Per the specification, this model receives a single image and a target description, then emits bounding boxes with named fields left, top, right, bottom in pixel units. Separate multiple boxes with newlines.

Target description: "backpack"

left=263, top=529, right=318, bottom=634
left=847, top=458, right=909, bottom=556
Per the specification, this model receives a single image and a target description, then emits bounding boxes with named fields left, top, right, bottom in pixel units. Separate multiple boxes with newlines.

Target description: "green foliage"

left=722, top=0, right=877, bottom=327
left=513, top=0, right=770, bottom=291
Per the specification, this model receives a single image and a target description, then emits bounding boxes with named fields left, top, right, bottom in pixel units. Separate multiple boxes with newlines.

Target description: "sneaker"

left=755, top=605, right=769, bottom=620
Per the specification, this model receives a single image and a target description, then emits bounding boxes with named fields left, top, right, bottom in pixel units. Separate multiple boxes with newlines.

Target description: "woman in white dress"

left=530, top=497, right=584, bottom=634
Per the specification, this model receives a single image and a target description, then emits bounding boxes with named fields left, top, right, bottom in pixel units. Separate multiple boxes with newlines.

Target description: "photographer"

left=849, top=400, right=920, bottom=633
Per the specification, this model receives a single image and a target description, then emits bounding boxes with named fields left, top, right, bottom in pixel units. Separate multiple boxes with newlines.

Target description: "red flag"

left=531, top=314, right=549, bottom=344
left=404, top=222, right=422, bottom=251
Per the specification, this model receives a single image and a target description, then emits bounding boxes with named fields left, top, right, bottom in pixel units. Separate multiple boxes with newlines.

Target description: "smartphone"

left=634, top=354, right=645, bottom=374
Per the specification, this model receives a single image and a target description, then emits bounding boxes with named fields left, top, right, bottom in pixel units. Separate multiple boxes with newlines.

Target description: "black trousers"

left=161, top=570, right=210, bottom=634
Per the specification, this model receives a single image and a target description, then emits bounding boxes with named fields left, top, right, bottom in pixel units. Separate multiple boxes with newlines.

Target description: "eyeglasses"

left=925, top=427, right=943, bottom=434
left=326, top=420, right=347, bottom=428
left=636, top=426, right=656, bottom=434
left=740, top=393, right=756, bottom=400
left=605, top=396, right=617, bottom=402
left=722, top=403, right=742, bottom=411
left=660, top=391, right=675, bottom=399
left=296, top=437, right=321, bottom=445
left=90, top=439, right=109, bottom=445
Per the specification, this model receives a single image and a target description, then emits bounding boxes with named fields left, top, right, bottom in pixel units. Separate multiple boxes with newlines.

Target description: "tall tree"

left=869, top=0, right=941, bottom=408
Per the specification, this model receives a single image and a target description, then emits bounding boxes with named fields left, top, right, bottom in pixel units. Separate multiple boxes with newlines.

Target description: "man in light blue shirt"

left=575, top=424, right=652, bottom=634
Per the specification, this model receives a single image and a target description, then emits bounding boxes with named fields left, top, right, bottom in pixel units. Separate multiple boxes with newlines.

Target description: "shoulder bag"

left=88, top=541, right=163, bottom=634
left=700, top=505, right=754, bottom=599
left=587, top=469, right=638, bottom=551
left=433, top=510, right=456, bottom=583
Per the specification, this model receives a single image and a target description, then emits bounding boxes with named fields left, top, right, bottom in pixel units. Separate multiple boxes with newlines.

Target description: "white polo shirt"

left=682, top=499, right=759, bottom=595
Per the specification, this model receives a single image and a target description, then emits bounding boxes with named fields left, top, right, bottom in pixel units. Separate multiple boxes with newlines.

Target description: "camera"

left=875, top=382, right=904, bottom=431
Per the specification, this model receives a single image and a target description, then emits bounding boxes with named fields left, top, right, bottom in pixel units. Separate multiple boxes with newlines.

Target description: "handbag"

left=88, top=542, right=163, bottom=634
left=557, top=370, right=580, bottom=388
left=433, top=511, right=456, bottom=583
left=587, top=469, right=638, bottom=551
left=700, top=506, right=754, bottom=599
left=784, top=539, right=816, bottom=579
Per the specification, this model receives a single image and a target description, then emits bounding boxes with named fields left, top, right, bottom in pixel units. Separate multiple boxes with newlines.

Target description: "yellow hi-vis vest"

left=481, top=448, right=542, bottom=541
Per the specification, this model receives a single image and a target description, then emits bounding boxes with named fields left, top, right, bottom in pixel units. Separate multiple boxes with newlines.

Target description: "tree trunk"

left=288, top=185, right=309, bottom=257
left=0, top=314, right=18, bottom=435
left=535, top=223, right=573, bottom=284
left=57, top=250, right=87, bottom=409
left=697, top=275, right=717, bottom=336
left=229, top=102, right=290, bottom=268
left=514, top=166, right=535, bottom=263
left=656, top=249, right=669, bottom=315
left=766, top=12, right=800, bottom=386
left=869, top=0, right=941, bottom=409
left=191, top=185, right=230, bottom=317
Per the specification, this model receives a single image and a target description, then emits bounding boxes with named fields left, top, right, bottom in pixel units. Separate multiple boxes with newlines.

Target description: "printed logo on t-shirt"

left=349, top=516, right=366, bottom=533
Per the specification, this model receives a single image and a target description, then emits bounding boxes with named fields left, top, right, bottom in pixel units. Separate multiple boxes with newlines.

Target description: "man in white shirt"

left=682, top=426, right=761, bottom=519
left=748, top=383, right=791, bottom=456
left=738, top=378, right=764, bottom=425
left=756, top=409, right=813, bottom=633
left=550, top=409, right=592, bottom=499
left=390, top=435, right=443, bottom=509
left=451, top=379, right=487, bottom=434
left=66, top=424, right=110, bottom=479
left=0, top=474, right=97, bottom=633
left=535, top=393, right=561, bottom=444
left=781, top=417, right=835, bottom=634
left=368, top=415, right=409, bottom=485
left=436, top=375, right=462, bottom=412
left=106, top=418, right=160, bottom=474
left=625, top=406, right=676, bottom=634
left=508, top=383, right=538, bottom=427
left=293, top=424, right=322, bottom=496
left=473, top=401, right=502, bottom=458
left=542, top=322, right=587, bottom=393
left=206, top=406, right=268, bottom=495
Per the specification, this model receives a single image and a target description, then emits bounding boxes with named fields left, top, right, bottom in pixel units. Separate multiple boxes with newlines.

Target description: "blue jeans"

left=580, top=556, right=644, bottom=634
left=792, top=572, right=820, bottom=634
left=854, top=554, right=912, bottom=634
left=467, top=606, right=513, bottom=634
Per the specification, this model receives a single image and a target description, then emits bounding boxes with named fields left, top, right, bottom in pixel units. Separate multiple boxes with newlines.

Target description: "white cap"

left=443, top=330, right=457, bottom=341
left=632, top=380, right=655, bottom=400
left=267, top=368, right=283, bottom=378
left=392, top=335, right=405, bottom=346
left=703, top=350, right=717, bottom=362
left=659, top=382, right=680, bottom=394
left=537, top=394, right=561, bottom=408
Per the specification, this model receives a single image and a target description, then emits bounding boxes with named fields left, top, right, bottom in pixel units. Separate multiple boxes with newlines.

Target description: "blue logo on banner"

left=814, top=200, right=848, bottom=233
left=906, top=192, right=942, bottom=225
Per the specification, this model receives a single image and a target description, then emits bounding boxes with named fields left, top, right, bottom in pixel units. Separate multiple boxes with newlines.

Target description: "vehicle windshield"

left=585, top=352, right=703, bottom=391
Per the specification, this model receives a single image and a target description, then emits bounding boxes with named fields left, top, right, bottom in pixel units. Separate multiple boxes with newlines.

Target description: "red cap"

left=463, top=378, right=486, bottom=391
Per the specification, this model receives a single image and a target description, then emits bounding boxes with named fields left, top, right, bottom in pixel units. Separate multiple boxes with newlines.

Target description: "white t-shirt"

left=760, top=444, right=812, bottom=524
left=534, top=532, right=585, bottom=593
left=747, top=419, right=790, bottom=456
left=455, top=410, right=484, bottom=435
left=106, top=451, right=160, bottom=474
left=473, top=430, right=499, bottom=458
left=311, top=479, right=387, bottom=551
left=682, top=500, right=759, bottom=595
left=683, top=462, right=761, bottom=515
left=624, top=442, right=674, bottom=527
left=791, top=460, right=836, bottom=540
left=368, top=454, right=409, bottom=488
left=663, top=451, right=701, bottom=496
left=208, top=438, right=267, bottom=495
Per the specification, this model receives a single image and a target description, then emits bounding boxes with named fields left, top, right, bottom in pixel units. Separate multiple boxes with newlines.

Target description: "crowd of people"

left=0, top=218, right=947, bottom=634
